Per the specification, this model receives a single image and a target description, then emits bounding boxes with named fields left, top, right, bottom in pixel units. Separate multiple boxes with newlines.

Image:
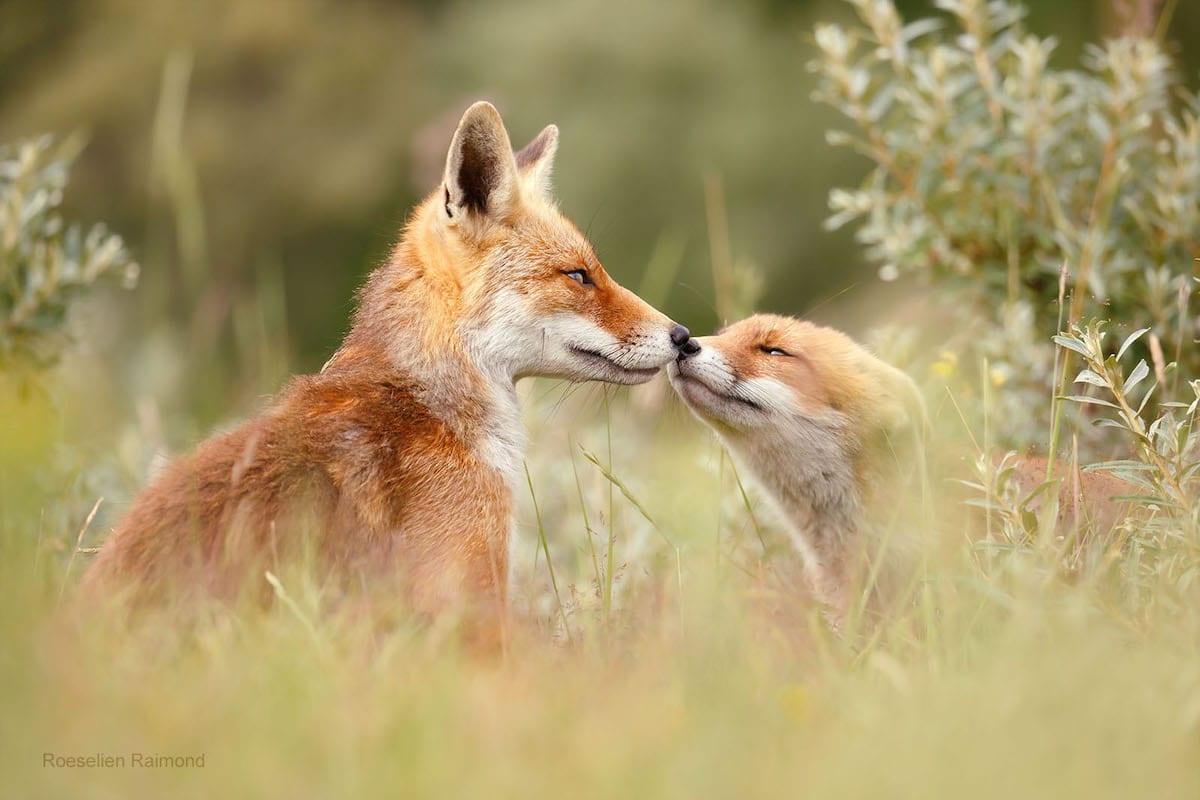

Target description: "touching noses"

left=669, top=323, right=701, bottom=360
left=671, top=323, right=701, bottom=360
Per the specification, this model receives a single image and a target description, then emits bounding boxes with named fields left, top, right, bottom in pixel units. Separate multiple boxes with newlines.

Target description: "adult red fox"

left=84, top=102, right=691, bottom=636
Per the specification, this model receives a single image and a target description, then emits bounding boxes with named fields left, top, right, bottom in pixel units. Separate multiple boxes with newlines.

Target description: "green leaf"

left=1116, top=327, right=1150, bottom=361
left=1123, top=360, right=1149, bottom=394
left=963, top=498, right=1003, bottom=511
left=1136, top=382, right=1157, bottom=415
left=1110, top=495, right=1180, bottom=509
left=1060, top=394, right=1119, bottom=409
left=901, top=18, right=943, bottom=42
left=1073, top=369, right=1108, bottom=388
left=1053, top=335, right=1091, bottom=358
left=1082, top=460, right=1156, bottom=472
left=1019, top=480, right=1057, bottom=506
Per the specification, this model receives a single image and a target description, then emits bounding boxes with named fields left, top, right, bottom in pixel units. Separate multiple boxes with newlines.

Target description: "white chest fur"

left=477, top=381, right=528, bottom=489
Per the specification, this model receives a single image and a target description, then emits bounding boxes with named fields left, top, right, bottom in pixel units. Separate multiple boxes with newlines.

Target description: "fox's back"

left=84, top=370, right=512, bottom=603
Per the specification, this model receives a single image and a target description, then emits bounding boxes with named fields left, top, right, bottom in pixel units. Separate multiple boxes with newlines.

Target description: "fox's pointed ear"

left=442, top=101, right=519, bottom=225
left=515, top=124, right=559, bottom=199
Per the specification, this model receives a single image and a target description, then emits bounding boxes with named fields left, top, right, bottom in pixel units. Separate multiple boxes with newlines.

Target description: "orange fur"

left=995, top=452, right=1137, bottom=541
left=83, top=103, right=686, bottom=645
left=669, top=314, right=925, bottom=628
left=672, top=315, right=1139, bottom=627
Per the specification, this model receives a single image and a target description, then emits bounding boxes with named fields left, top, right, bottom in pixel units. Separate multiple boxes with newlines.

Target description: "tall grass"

left=5, top=358, right=1200, bottom=798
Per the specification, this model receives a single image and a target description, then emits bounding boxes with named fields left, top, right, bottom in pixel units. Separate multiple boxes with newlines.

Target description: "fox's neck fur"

left=730, top=413, right=916, bottom=623
left=730, top=415, right=867, bottom=610
left=324, top=197, right=526, bottom=485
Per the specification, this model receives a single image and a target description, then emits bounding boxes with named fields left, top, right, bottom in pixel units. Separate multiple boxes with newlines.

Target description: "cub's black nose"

left=669, top=324, right=691, bottom=348
left=679, top=338, right=701, bottom=357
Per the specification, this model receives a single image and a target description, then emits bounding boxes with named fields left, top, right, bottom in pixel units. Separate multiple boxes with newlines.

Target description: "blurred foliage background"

left=4, top=0, right=1200, bottom=429
left=6, top=5, right=1200, bottom=797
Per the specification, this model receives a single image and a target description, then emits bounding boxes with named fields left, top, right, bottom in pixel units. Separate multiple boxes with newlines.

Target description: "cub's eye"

left=759, top=345, right=790, bottom=357
left=562, top=269, right=593, bottom=286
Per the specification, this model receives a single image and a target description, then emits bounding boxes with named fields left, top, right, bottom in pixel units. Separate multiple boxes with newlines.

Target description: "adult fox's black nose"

left=678, top=338, right=701, bottom=357
left=669, top=324, right=691, bottom=348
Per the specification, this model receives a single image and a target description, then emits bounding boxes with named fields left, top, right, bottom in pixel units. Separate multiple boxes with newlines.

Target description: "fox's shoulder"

left=277, top=371, right=464, bottom=457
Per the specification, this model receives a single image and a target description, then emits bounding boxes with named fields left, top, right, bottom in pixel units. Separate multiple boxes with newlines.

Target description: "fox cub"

left=85, top=102, right=691, bottom=631
left=669, top=314, right=925, bottom=628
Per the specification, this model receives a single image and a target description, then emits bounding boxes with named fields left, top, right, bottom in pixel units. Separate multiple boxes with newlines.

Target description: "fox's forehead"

left=716, top=315, right=813, bottom=348
left=504, top=212, right=599, bottom=270
left=703, top=315, right=865, bottom=419
left=711, top=315, right=887, bottom=416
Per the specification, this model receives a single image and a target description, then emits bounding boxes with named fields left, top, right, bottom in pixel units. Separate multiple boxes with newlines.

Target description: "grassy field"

left=3, top=368, right=1200, bottom=800
left=4, top=1, right=1199, bottom=794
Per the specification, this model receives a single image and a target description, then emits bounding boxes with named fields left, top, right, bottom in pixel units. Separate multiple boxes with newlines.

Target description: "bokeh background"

left=4, top=0, right=1199, bottom=431
left=6, top=5, right=1200, bottom=797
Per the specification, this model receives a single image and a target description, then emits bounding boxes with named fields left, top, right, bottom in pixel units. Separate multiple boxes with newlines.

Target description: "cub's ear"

left=515, top=124, right=559, bottom=199
left=870, top=360, right=925, bottom=434
left=442, top=101, right=519, bottom=224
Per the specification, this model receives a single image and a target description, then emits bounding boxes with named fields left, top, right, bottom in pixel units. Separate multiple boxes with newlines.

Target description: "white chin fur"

left=553, top=315, right=676, bottom=383
left=566, top=345, right=663, bottom=384
left=470, top=291, right=675, bottom=384
left=667, top=353, right=793, bottom=430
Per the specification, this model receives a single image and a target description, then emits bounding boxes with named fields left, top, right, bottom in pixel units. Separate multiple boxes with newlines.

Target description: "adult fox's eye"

left=760, top=345, right=789, bottom=357
left=563, top=269, right=593, bottom=286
